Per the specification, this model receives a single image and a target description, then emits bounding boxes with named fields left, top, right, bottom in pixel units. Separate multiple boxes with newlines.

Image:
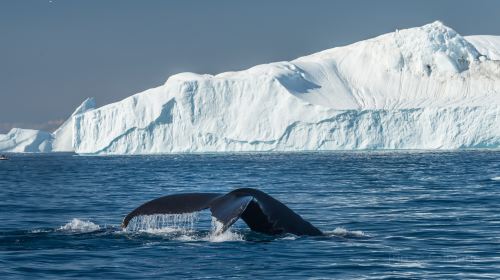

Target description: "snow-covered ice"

left=0, top=128, right=52, bottom=153
left=466, top=35, right=500, bottom=60
left=73, top=22, right=500, bottom=154
left=0, top=98, right=96, bottom=152
left=52, top=97, right=96, bottom=152
left=3, top=22, right=500, bottom=154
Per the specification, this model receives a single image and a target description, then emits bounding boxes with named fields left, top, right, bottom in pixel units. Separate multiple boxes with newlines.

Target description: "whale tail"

left=122, top=188, right=323, bottom=236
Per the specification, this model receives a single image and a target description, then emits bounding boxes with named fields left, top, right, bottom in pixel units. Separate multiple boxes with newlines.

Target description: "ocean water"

left=0, top=151, right=499, bottom=279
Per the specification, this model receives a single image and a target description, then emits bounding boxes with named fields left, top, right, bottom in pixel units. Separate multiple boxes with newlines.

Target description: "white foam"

left=491, top=176, right=500, bottom=181
left=205, top=218, right=243, bottom=242
left=391, top=260, right=426, bottom=268
left=279, top=235, right=298, bottom=240
left=29, top=229, right=51, bottom=233
left=173, top=234, right=197, bottom=242
left=327, top=227, right=369, bottom=238
left=58, top=218, right=101, bottom=233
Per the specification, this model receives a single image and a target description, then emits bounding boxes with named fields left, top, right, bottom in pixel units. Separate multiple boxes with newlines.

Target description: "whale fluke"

left=122, top=188, right=323, bottom=236
left=121, top=193, right=221, bottom=228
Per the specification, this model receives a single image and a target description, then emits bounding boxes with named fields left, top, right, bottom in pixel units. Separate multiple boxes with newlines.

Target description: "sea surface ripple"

left=0, top=151, right=499, bottom=279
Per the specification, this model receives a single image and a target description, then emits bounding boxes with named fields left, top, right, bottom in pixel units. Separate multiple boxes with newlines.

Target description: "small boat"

left=0, top=155, right=8, bottom=160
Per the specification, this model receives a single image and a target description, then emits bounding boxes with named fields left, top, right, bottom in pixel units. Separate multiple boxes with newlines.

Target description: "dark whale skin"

left=122, top=188, right=322, bottom=236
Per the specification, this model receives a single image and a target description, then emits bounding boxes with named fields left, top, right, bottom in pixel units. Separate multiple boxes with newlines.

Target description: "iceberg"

left=0, top=128, right=52, bottom=153
left=466, top=35, right=500, bottom=60
left=52, top=97, right=96, bottom=152
left=3, top=22, right=500, bottom=154
left=73, top=21, right=500, bottom=154
left=0, top=98, right=96, bottom=152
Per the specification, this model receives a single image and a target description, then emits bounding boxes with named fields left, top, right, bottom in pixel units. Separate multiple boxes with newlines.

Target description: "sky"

left=1, top=0, right=500, bottom=133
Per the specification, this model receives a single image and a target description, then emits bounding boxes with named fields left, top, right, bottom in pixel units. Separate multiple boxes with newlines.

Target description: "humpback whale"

left=122, top=188, right=323, bottom=236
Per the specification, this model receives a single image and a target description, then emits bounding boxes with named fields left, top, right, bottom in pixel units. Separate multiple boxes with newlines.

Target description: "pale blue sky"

left=1, top=0, right=499, bottom=132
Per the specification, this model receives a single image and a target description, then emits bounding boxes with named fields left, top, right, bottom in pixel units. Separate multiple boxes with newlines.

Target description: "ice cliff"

left=466, top=35, right=500, bottom=60
left=52, top=97, right=96, bottom=152
left=3, top=22, right=500, bottom=154
left=72, top=22, right=500, bottom=154
left=0, top=128, right=53, bottom=153
left=0, top=98, right=96, bottom=152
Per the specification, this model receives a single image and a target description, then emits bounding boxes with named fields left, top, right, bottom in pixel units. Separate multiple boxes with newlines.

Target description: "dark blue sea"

left=1, top=151, right=499, bottom=279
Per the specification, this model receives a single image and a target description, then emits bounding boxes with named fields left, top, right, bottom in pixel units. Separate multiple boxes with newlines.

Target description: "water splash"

left=125, top=213, right=198, bottom=233
left=491, top=176, right=500, bottom=181
left=124, top=214, right=242, bottom=241
left=279, top=235, right=298, bottom=240
left=59, top=218, right=101, bottom=233
left=210, top=217, right=225, bottom=235
left=206, top=217, right=243, bottom=242
left=327, top=227, right=369, bottom=238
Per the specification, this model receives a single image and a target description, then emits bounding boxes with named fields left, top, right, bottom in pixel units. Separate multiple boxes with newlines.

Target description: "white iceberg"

left=466, top=35, right=500, bottom=60
left=0, top=128, right=52, bottom=153
left=3, top=22, right=500, bottom=154
left=0, top=98, right=96, bottom=152
left=52, top=97, right=96, bottom=152
left=73, top=22, right=500, bottom=154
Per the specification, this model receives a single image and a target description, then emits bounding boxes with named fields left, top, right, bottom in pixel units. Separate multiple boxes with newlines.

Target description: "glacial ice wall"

left=466, top=35, right=500, bottom=60
left=52, top=97, right=96, bottom=152
left=2, top=22, right=496, bottom=154
left=72, top=22, right=500, bottom=154
left=0, top=98, right=96, bottom=152
left=0, top=128, right=52, bottom=153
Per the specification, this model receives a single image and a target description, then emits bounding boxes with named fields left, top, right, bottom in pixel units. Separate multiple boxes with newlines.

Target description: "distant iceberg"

left=0, top=98, right=96, bottom=152
left=0, top=128, right=52, bottom=153
left=3, top=22, right=500, bottom=154
left=52, top=98, right=96, bottom=152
